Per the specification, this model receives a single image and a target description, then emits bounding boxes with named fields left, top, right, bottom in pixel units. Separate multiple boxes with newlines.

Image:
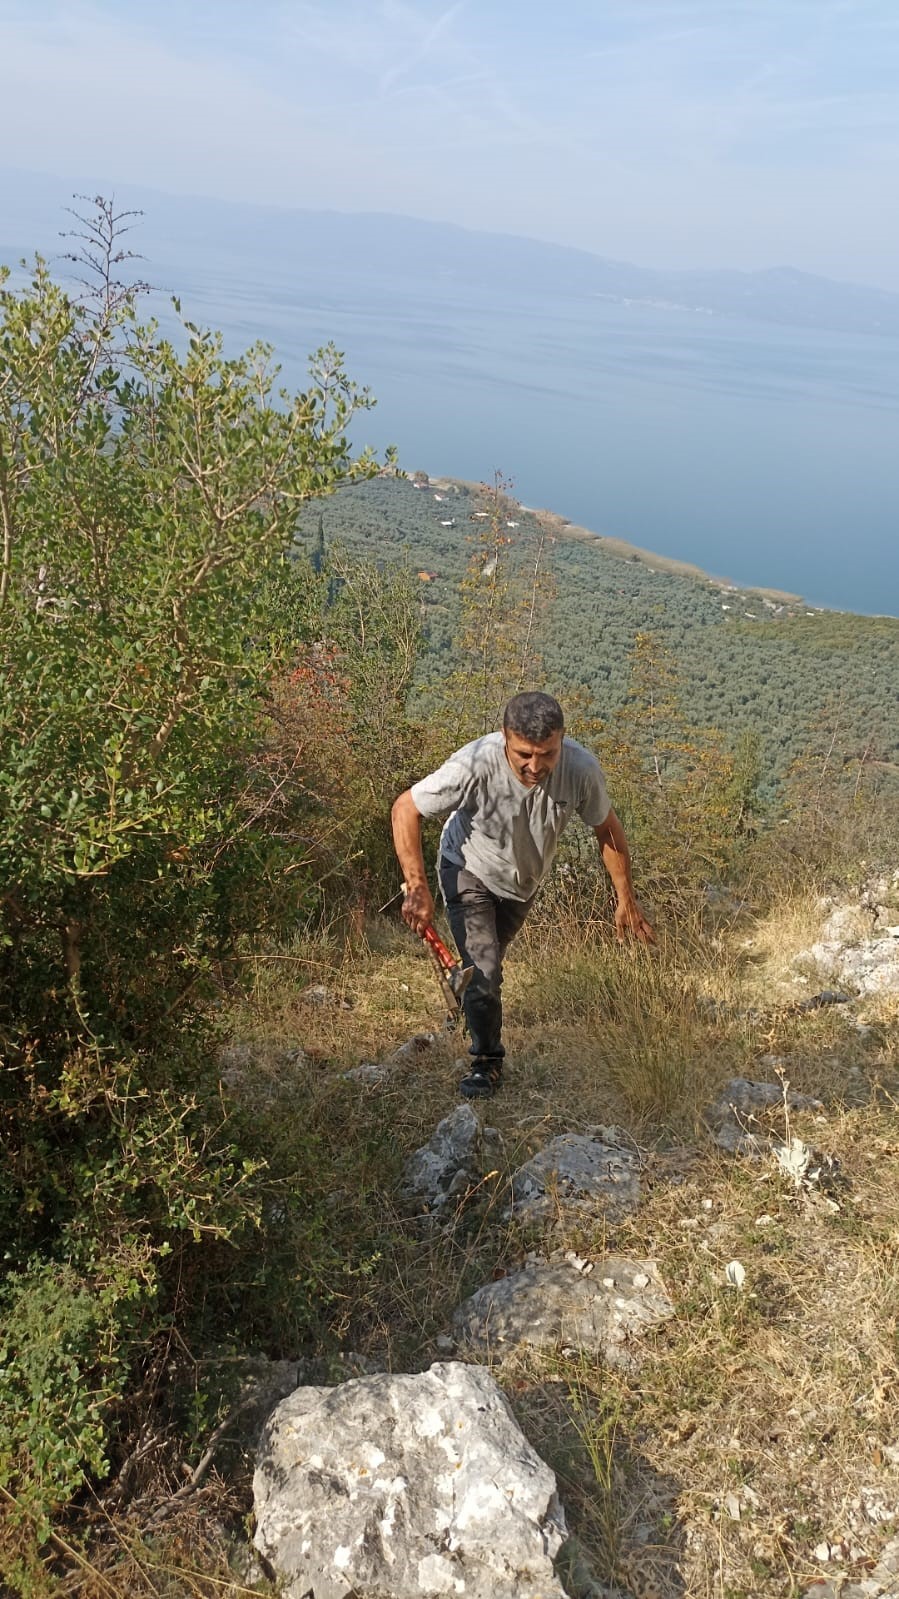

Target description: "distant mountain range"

left=2, top=166, right=899, bottom=340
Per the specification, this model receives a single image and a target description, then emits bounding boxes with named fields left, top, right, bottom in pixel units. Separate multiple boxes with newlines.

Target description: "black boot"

left=459, top=1057, right=503, bottom=1099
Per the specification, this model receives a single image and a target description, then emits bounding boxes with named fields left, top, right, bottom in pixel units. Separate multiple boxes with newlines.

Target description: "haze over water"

left=2, top=168, right=897, bottom=618
left=175, top=252, right=899, bottom=617
left=3, top=0, right=899, bottom=620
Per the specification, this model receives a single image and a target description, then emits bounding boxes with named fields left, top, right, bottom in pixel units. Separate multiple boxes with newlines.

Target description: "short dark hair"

left=503, top=692, right=564, bottom=742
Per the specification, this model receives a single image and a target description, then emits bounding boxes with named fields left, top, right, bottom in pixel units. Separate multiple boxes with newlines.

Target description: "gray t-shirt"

left=410, top=732, right=611, bottom=902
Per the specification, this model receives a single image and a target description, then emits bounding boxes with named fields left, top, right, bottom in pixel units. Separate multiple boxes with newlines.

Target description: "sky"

left=1, top=0, right=899, bottom=289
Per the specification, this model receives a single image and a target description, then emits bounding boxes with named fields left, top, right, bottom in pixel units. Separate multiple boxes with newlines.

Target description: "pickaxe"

left=379, top=885, right=474, bottom=1022
left=419, top=923, right=474, bottom=1021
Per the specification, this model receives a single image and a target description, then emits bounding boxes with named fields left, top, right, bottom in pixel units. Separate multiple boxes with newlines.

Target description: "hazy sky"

left=2, top=0, right=899, bottom=289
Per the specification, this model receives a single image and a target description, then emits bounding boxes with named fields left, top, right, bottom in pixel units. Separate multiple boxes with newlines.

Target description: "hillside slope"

left=298, top=474, right=899, bottom=779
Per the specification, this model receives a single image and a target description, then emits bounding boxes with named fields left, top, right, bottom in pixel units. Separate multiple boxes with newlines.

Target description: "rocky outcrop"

left=505, top=1130, right=641, bottom=1224
left=401, top=1103, right=500, bottom=1216
left=253, top=1361, right=569, bottom=1599
left=795, top=873, right=899, bottom=999
left=704, top=1077, right=823, bottom=1156
left=453, top=1256, right=673, bottom=1370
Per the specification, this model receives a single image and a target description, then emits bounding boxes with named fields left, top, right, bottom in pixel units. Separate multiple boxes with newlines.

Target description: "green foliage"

left=297, top=474, right=899, bottom=787
left=252, top=539, right=424, bottom=916
left=773, top=699, right=899, bottom=887
left=0, top=256, right=384, bottom=1023
left=425, top=474, right=554, bottom=746
left=600, top=633, right=765, bottom=899
left=0, top=201, right=406, bottom=1527
left=0, top=1257, right=152, bottom=1528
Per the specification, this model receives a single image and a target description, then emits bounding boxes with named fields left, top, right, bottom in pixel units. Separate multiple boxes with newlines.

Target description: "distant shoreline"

left=425, top=473, right=807, bottom=608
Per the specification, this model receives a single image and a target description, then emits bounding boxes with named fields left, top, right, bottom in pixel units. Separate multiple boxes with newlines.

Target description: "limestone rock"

left=794, top=877, right=899, bottom=999
left=505, top=1132, right=640, bottom=1224
left=301, top=983, right=353, bottom=1009
left=343, top=1060, right=392, bottom=1085
left=453, top=1257, right=673, bottom=1370
left=253, top=1361, right=569, bottom=1599
left=820, top=904, right=871, bottom=943
left=391, top=1032, right=437, bottom=1061
left=705, top=1078, right=823, bottom=1157
left=805, top=934, right=899, bottom=997
left=401, top=1104, right=498, bottom=1215
left=801, top=1532, right=899, bottom=1597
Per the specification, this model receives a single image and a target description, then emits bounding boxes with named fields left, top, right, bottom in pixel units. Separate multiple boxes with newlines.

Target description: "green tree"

left=431, top=473, right=554, bottom=748
left=602, top=633, right=762, bottom=905
left=0, top=199, right=395, bottom=1525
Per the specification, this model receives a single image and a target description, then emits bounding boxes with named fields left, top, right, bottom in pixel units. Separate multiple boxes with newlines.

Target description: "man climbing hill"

left=391, top=692, right=654, bottom=1099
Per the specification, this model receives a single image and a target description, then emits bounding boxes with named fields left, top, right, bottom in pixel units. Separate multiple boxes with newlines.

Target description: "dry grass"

left=218, top=912, right=899, bottom=1597
left=26, top=903, right=899, bottom=1598
left=729, top=886, right=835, bottom=1009
left=597, top=1096, right=899, bottom=1598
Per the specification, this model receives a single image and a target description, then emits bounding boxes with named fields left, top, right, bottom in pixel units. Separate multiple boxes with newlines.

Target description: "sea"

left=166, top=255, right=899, bottom=617
left=4, top=189, right=898, bottom=617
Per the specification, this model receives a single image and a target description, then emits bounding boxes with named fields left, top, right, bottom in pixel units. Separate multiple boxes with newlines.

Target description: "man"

left=391, top=691, right=654, bottom=1099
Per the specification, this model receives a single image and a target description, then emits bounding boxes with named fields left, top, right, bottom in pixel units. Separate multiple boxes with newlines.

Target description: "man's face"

left=503, top=727, right=563, bottom=787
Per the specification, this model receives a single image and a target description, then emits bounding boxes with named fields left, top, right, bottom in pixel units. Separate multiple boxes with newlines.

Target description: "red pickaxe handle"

left=415, top=922, right=474, bottom=1015
left=421, top=923, right=458, bottom=974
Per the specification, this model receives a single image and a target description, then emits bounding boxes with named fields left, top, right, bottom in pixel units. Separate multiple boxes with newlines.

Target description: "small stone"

left=434, top=1333, right=454, bottom=1354
left=724, top=1492, right=742, bottom=1521
left=632, top=1272, right=650, bottom=1289
left=401, top=1103, right=485, bottom=1216
left=301, top=983, right=353, bottom=1009
left=796, top=989, right=853, bottom=1012
left=505, top=1132, right=641, bottom=1225
left=392, top=1032, right=436, bottom=1061
left=704, top=1077, right=827, bottom=1159
left=342, top=1060, right=391, bottom=1084
left=755, top=1214, right=775, bottom=1227
left=814, top=1541, right=832, bottom=1562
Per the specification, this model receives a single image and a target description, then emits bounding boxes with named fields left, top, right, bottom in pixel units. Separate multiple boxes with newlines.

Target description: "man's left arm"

left=593, top=809, right=656, bottom=944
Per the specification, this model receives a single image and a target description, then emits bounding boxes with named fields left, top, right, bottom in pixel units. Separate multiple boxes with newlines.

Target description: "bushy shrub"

left=0, top=200, right=406, bottom=1528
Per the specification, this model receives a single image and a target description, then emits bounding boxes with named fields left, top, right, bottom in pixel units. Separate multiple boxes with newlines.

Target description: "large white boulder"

left=253, top=1360, right=569, bottom=1599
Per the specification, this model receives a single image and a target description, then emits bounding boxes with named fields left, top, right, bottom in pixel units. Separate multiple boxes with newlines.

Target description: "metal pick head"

left=448, top=964, right=474, bottom=1001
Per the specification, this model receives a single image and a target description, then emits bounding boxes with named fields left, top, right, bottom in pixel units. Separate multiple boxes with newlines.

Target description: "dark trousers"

left=438, top=858, right=535, bottom=1059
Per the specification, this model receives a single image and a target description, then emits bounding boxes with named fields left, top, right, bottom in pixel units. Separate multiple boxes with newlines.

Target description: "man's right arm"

left=391, top=790, right=436, bottom=934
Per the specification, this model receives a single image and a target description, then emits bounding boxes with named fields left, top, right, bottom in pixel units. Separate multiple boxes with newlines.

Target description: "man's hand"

left=392, top=792, right=434, bottom=935
left=614, top=896, right=656, bottom=944
left=401, top=881, right=435, bottom=937
left=593, top=812, right=655, bottom=946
